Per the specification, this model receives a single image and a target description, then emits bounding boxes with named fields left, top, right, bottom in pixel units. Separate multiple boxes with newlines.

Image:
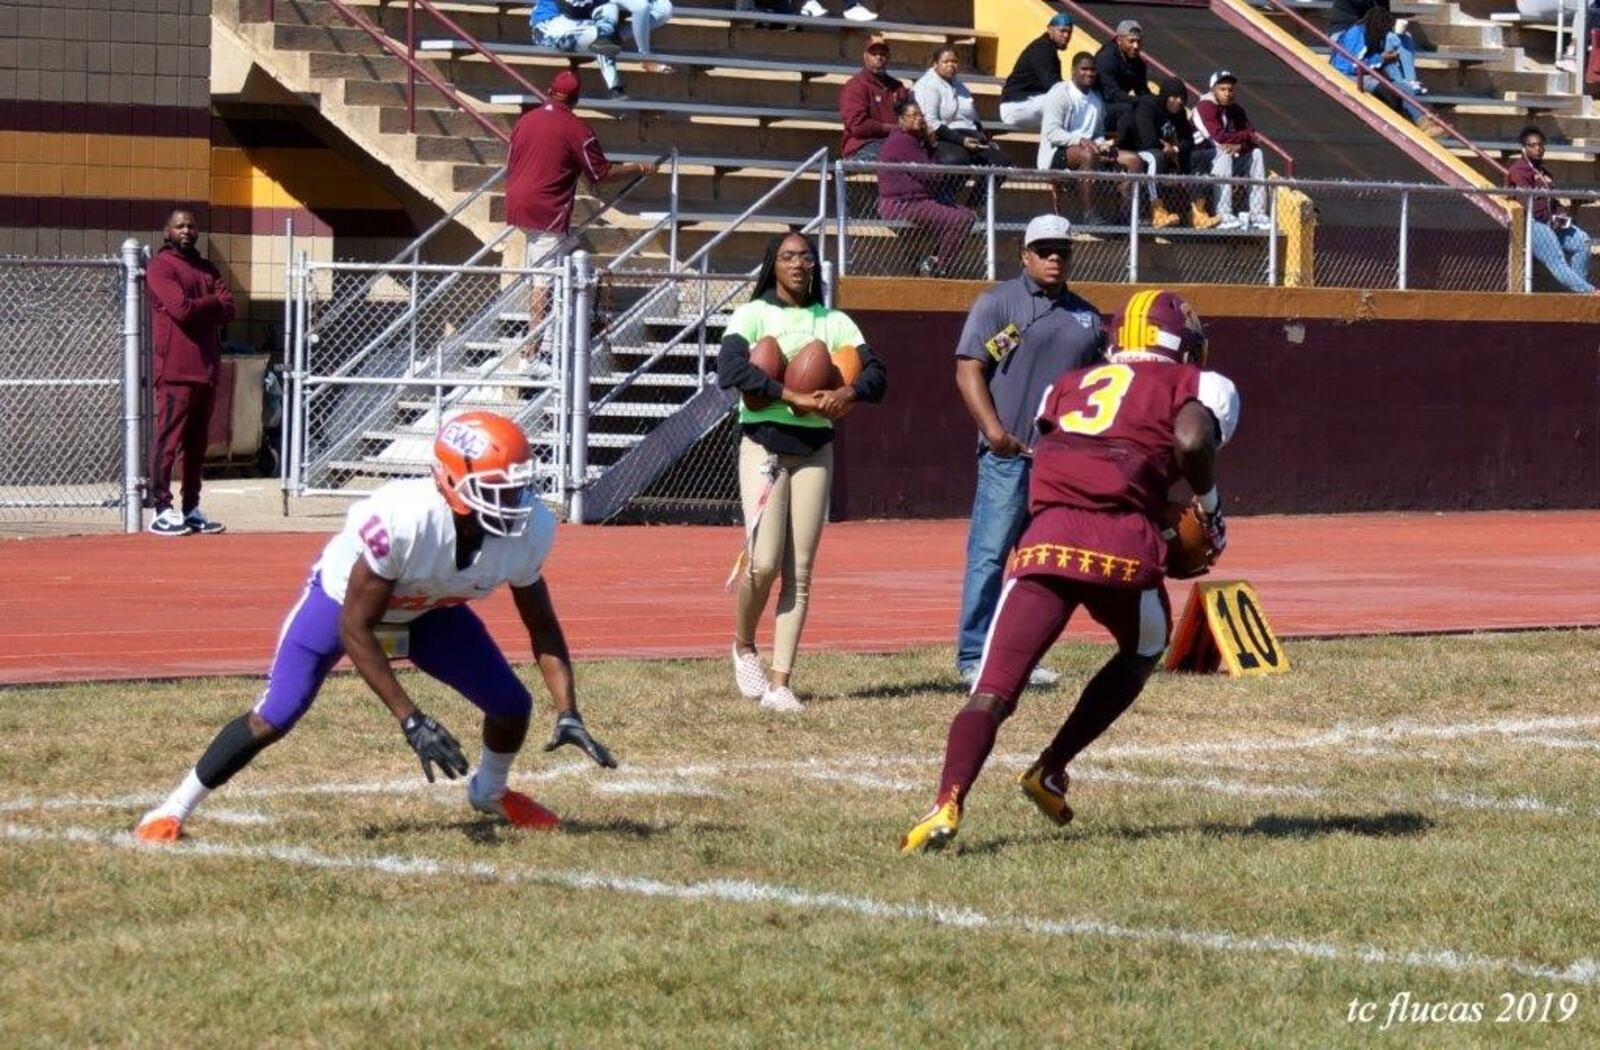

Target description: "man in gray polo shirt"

left=954, top=214, right=1106, bottom=685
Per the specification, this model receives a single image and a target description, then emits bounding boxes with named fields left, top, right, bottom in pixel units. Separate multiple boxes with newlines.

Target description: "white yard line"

left=5, top=820, right=1597, bottom=988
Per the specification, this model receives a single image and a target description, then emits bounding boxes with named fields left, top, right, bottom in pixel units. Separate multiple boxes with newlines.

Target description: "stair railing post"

left=120, top=238, right=144, bottom=534
left=570, top=250, right=593, bottom=524
left=280, top=215, right=295, bottom=515
left=668, top=149, right=680, bottom=270
left=1524, top=190, right=1535, bottom=294
left=1267, top=182, right=1279, bottom=286
left=1128, top=173, right=1140, bottom=283
left=407, top=0, right=417, bottom=135
left=1397, top=190, right=1409, bottom=291
left=984, top=170, right=996, bottom=281
left=697, top=255, right=710, bottom=386
left=815, top=154, right=828, bottom=281
left=291, top=251, right=309, bottom=498
left=834, top=161, right=849, bottom=278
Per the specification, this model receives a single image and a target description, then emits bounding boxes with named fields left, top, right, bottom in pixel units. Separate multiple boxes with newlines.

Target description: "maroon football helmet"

left=1112, top=289, right=1208, bottom=366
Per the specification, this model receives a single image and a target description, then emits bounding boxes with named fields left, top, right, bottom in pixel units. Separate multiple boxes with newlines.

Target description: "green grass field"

left=3, top=631, right=1599, bottom=1048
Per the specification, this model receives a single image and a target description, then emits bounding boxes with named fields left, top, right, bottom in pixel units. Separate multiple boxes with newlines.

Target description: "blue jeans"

left=616, top=0, right=672, bottom=53
left=955, top=450, right=1032, bottom=671
left=533, top=8, right=622, bottom=89
left=1530, top=220, right=1595, bottom=293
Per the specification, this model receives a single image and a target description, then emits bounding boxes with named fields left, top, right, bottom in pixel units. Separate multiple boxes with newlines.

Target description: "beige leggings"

left=734, top=436, right=833, bottom=676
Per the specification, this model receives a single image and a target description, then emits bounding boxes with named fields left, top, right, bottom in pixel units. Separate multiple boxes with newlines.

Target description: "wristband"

left=1197, top=487, right=1220, bottom=514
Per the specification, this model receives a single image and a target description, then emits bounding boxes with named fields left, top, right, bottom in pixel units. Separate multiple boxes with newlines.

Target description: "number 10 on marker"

left=1165, top=580, right=1290, bottom=677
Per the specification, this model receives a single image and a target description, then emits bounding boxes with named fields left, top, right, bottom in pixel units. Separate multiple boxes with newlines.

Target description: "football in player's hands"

left=1162, top=501, right=1224, bottom=579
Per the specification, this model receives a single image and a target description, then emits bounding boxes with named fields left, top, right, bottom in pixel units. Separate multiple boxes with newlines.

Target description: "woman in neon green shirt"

left=716, top=233, right=888, bottom=711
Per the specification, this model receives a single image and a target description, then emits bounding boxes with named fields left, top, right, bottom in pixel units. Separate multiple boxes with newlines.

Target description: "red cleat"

left=133, top=815, right=184, bottom=844
left=471, top=788, right=560, bottom=831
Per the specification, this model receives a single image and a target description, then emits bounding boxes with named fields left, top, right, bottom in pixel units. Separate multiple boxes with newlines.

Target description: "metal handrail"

left=317, top=0, right=511, bottom=143
left=1056, top=0, right=1297, bottom=177
left=1252, top=0, right=1509, bottom=180
left=405, top=0, right=545, bottom=135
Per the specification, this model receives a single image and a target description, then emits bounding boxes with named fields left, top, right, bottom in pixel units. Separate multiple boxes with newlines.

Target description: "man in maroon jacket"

left=505, top=69, right=658, bottom=366
left=147, top=209, right=234, bottom=537
left=1195, top=71, right=1269, bottom=230
left=838, top=34, right=909, bottom=161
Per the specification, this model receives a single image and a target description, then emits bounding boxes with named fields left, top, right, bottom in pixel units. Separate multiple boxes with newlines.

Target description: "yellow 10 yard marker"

left=1165, top=580, right=1290, bottom=677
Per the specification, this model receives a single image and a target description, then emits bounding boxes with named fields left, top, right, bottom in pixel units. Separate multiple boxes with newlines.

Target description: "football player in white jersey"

left=134, top=411, right=616, bottom=842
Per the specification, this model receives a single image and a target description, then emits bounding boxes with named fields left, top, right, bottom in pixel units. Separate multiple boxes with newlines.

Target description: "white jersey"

left=315, top=478, right=557, bottom=624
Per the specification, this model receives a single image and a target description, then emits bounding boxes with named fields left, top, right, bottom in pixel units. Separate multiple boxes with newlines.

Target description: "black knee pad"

left=195, top=713, right=277, bottom=790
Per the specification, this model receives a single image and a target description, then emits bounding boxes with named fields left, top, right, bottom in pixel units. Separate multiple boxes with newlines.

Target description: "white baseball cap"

left=1024, top=214, right=1073, bottom=246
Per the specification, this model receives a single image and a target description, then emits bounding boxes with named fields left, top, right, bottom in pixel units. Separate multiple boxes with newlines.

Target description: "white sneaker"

left=759, top=684, right=803, bottom=712
left=1216, top=214, right=1246, bottom=230
left=1028, top=665, right=1061, bottom=687
left=842, top=3, right=879, bottom=20
left=732, top=643, right=767, bottom=700
left=148, top=508, right=191, bottom=537
left=1248, top=213, right=1273, bottom=231
left=800, top=0, right=827, bottom=16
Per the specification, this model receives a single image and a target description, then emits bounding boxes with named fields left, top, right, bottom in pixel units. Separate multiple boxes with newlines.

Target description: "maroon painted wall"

left=832, top=309, right=1600, bottom=519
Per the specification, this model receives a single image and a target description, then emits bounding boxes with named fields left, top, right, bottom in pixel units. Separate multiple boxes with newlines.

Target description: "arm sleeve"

left=211, top=269, right=237, bottom=325
left=840, top=78, right=892, bottom=141
left=1033, top=383, right=1059, bottom=435
left=1040, top=84, right=1075, bottom=148
left=716, top=304, right=784, bottom=399
left=954, top=290, right=1000, bottom=364
left=579, top=134, right=614, bottom=184
left=146, top=256, right=215, bottom=324
left=1196, top=371, right=1241, bottom=447
left=913, top=77, right=945, bottom=133
left=1026, top=41, right=1060, bottom=92
left=506, top=509, right=557, bottom=588
left=1095, top=49, right=1128, bottom=105
left=851, top=343, right=888, bottom=403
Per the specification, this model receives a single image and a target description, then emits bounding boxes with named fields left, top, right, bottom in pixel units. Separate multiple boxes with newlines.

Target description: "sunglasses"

left=1028, top=242, right=1074, bottom=260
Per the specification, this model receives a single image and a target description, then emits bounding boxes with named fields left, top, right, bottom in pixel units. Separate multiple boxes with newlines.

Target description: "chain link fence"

left=0, top=253, right=140, bottom=529
left=290, top=258, right=572, bottom=508
left=835, top=160, right=1581, bottom=293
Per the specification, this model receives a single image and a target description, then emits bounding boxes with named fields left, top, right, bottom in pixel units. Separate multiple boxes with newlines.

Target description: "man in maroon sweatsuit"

left=147, top=209, right=234, bottom=536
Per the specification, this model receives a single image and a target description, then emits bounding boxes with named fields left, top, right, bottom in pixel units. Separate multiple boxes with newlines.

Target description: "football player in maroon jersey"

left=902, top=289, right=1239, bottom=853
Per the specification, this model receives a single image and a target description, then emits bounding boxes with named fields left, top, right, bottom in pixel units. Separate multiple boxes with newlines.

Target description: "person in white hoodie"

left=914, top=45, right=1006, bottom=205
left=1037, top=52, right=1132, bottom=223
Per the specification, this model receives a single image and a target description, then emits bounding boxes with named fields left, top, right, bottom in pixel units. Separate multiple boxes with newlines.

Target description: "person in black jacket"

left=1094, top=19, right=1150, bottom=139
left=999, top=12, right=1074, bottom=128
left=1117, top=77, right=1202, bottom=228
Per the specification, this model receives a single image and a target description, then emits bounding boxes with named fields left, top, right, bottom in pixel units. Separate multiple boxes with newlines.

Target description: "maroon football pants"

left=150, top=381, right=214, bottom=513
left=973, top=574, right=1172, bottom=706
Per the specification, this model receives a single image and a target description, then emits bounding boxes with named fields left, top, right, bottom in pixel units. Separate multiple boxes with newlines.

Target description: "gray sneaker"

left=959, top=665, right=1059, bottom=687
left=183, top=508, right=226, bottom=535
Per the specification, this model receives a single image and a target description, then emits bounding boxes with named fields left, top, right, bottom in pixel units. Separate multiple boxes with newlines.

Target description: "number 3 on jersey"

left=1059, top=364, right=1134, bottom=436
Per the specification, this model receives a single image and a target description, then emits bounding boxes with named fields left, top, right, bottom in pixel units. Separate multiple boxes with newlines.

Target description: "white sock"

left=471, top=747, right=516, bottom=801
left=146, top=769, right=210, bottom=823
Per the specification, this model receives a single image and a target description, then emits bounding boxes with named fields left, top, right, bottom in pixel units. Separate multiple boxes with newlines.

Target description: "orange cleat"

left=471, top=788, right=561, bottom=831
left=133, top=815, right=184, bottom=844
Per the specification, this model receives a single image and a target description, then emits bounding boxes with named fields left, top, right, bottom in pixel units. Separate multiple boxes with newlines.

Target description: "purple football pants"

left=251, top=576, right=533, bottom=732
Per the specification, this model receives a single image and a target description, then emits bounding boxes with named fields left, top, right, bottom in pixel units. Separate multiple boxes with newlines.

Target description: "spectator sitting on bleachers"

left=1094, top=19, right=1151, bottom=141
left=840, top=34, right=910, bottom=162
left=1195, top=71, right=1270, bottom=230
left=616, top=0, right=675, bottom=73
left=1117, top=76, right=1204, bottom=229
left=999, top=12, right=1075, bottom=130
left=1331, top=8, right=1429, bottom=127
left=532, top=0, right=628, bottom=99
left=1327, top=0, right=1389, bottom=34
left=877, top=99, right=975, bottom=277
left=1038, top=51, right=1129, bottom=224
left=915, top=46, right=1006, bottom=191
left=1506, top=124, right=1598, bottom=294
left=799, top=0, right=879, bottom=21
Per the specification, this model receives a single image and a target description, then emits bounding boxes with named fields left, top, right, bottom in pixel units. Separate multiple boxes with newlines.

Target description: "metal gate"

left=285, top=253, right=581, bottom=514
left=0, top=244, right=144, bottom=531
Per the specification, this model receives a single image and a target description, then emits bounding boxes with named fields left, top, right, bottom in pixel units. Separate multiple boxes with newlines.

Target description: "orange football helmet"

left=431, top=411, right=537, bottom=537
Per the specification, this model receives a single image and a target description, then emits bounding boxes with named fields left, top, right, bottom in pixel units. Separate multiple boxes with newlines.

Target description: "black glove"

left=542, top=713, right=618, bottom=769
left=401, top=711, right=469, bottom=783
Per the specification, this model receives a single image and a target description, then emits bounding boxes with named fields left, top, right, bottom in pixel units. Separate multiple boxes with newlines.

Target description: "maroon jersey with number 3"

left=1007, top=358, right=1202, bottom=591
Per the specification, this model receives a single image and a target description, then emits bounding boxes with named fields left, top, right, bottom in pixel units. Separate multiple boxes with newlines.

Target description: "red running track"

left=2, top=512, right=1597, bottom=686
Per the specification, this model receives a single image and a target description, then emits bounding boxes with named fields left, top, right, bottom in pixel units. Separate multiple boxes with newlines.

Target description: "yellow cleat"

left=1018, top=762, right=1073, bottom=826
left=899, top=797, right=961, bottom=854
